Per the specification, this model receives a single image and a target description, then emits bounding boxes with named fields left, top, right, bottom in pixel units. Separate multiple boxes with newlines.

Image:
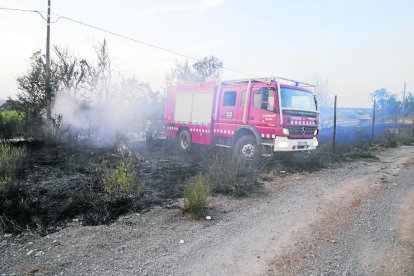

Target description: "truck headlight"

left=313, top=140, right=319, bottom=147
left=282, top=128, right=289, bottom=135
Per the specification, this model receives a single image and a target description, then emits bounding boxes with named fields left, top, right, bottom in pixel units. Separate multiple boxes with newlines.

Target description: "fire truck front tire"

left=234, top=135, right=262, bottom=162
left=177, top=130, right=192, bottom=152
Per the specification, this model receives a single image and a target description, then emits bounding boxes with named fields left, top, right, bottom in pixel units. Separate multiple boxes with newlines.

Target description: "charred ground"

left=1, top=141, right=210, bottom=234
left=0, top=137, right=406, bottom=236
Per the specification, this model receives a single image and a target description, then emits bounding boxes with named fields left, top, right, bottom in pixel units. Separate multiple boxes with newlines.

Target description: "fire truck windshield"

left=281, top=88, right=316, bottom=111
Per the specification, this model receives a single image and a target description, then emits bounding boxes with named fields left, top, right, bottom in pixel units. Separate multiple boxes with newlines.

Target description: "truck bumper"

left=273, top=137, right=318, bottom=152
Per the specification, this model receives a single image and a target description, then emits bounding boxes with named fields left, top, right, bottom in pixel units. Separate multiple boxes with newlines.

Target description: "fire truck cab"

left=164, top=77, right=319, bottom=161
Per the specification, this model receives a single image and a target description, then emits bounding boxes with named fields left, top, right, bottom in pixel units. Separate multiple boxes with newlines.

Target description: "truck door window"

left=223, top=91, right=237, bottom=106
left=253, top=87, right=275, bottom=111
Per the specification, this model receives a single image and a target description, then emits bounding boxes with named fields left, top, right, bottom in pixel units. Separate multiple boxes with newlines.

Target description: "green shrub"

left=0, top=111, right=27, bottom=139
left=103, top=158, right=143, bottom=198
left=0, top=111, right=25, bottom=124
left=0, top=143, right=26, bottom=179
left=133, top=181, right=145, bottom=198
left=184, top=175, right=211, bottom=218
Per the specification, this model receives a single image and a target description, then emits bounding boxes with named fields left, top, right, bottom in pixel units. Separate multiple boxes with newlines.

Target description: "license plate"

left=298, top=141, right=307, bottom=146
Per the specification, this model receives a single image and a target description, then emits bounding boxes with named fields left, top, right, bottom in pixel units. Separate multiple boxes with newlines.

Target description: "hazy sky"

left=0, top=0, right=413, bottom=107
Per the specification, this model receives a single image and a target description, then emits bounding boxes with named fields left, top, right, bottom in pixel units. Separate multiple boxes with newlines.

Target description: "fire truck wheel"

left=177, top=130, right=192, bottom=152
left=234, top=135, right=261, bottom=162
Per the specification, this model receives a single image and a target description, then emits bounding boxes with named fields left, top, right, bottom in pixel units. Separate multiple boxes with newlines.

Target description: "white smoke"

left=52, top=92, right=161, bottom=146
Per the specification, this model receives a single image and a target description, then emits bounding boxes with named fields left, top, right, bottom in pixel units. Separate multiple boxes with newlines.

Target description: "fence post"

left=333, top=95, right=337, bottom=153
left=371, top=100, right=376, bottom=142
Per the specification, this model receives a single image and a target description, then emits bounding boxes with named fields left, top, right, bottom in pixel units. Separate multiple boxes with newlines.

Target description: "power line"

left=0, top=6, right=256, bottom=77
left=0, top=6, right=47, bottom=21
left=57, top=15, right=255, bottom=77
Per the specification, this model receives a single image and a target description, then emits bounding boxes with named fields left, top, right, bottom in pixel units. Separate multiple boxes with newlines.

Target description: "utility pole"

left=45, top=0, right=52, bottom=122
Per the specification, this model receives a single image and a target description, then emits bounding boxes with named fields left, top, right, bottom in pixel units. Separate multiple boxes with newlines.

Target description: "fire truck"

left=164, top=77, right=319, bottom=161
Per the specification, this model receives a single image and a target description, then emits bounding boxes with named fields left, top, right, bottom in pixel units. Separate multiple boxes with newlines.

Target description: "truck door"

left=247, top=85, right=277, bottom=135
left=215, top=86, right=239, bottom=136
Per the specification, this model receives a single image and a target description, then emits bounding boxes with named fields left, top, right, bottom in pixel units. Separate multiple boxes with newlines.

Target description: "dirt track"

left=1, top=145, right=414, bottom=275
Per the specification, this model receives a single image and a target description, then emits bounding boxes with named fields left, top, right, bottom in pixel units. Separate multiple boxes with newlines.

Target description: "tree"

left=86, top=39, right=112, bottom=102
left=15, top=50, right=60, bottom=119
left=118, top=76, right=157, bottom=104
left=192, top=55, right=223, bottom=81
left=402, top=92, right=414, bottom=116
left=54, top=46, right=89, bottom=97
left=165, top=55, right=224, bottom=86
left=370, top=88, right=401, bottom=122
left=165, top=60, right=199, bottom=86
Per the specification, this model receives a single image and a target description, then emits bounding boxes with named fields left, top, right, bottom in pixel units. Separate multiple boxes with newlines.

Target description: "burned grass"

left=0, top=135, right=406, bottom=235
left=0, top=142, right=204, bottom=235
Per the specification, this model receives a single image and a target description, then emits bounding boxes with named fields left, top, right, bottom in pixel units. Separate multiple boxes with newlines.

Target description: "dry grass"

left=351, top=197, right=363, bottom=207
left=203, top=154, right=260, bottom=197
left=26, top=264, right=47, bottom=276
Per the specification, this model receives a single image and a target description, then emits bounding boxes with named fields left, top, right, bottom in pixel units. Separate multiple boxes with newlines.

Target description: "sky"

left=0, top=0, right=413, bottom=107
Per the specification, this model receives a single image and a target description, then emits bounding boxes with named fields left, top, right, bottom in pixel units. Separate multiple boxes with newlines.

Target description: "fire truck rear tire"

left=234, top=135, right=262, bottom=163
left=177, top=130, right=192, bottom=152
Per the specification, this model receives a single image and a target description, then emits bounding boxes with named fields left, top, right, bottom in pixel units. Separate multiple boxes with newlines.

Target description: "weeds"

left=0, top=143, right=26, bottom=192
left=204, top=154, right=260, bottom=197
left=102, top=158, right=144, bottom=199
left=343, top=146, right=379, bottom=160
left=376, top=128, right=414, bottom=148
left=184, top=175, right=211, bottom=218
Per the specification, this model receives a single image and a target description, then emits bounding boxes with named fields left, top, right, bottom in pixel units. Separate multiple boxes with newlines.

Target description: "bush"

left=204, top=154, right=259, bottom=197
left=0, top=143, right=26, bottom=193
left=184, top=175, right=211, bottom=218
left=376, top=127, right=413, bottom=147
left=0, top=111, right=26, bottom=139
left=102, top=158, right=143, bottom=198
left=0, top=143, right=26, bottom=177
left=0, top=110, right=25, bottom=123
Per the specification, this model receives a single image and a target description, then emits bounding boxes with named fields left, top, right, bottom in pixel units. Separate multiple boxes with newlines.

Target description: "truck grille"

left=283, top=110, right=317, bottom=118
left=286, top=126, right=317, bottom=135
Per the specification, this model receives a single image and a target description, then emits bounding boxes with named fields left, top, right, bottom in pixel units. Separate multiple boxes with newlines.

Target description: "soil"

left=1, top=144, right=414, bottom=275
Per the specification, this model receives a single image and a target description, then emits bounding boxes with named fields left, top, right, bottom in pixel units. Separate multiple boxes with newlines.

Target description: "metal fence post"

left=371, top=100, right=376, bottom=142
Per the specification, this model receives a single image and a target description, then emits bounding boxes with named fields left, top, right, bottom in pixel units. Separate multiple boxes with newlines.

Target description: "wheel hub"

left=241, top=143, right=255, bottom=159
left=181, top=137, right=189, bottom=149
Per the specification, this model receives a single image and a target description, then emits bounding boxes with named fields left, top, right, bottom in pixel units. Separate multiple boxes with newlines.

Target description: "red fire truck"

left=164, top=77, right=319, bottom=161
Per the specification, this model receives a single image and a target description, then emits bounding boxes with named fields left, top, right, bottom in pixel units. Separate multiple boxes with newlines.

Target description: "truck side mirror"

left=314, top=95, right=318, bottom=110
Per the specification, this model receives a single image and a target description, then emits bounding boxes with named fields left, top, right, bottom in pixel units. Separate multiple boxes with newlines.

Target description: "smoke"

left=52, top=92, right=163, bottom=146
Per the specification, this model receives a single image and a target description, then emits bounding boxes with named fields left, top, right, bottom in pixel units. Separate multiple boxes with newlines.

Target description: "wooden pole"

left=45, top=0, right=51, bottom=122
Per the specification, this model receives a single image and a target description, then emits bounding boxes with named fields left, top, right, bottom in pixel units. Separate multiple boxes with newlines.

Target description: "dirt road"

left=1, top=146, right=414, bottom=275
